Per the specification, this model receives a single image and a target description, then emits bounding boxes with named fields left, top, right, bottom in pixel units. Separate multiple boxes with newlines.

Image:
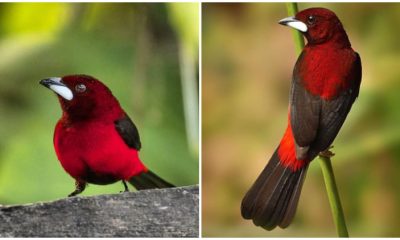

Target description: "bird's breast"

left=296, top=46, right=356, bottom=100
left=53, top=120, right=146, bottom=183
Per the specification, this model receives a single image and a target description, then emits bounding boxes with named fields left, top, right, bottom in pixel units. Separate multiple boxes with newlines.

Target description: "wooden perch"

left=0, top=185, right=199, bottom=237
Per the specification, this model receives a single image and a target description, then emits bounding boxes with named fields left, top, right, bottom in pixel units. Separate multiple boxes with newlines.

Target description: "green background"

left=202, top=2, right=400, bottom=237
left=0, top=3, right=199, bottom=204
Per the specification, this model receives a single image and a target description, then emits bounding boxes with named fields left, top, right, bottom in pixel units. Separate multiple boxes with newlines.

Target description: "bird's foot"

left=319, top=146, right=335, bottom=158
left=68, top=191, right=80, bottom=197
left=68, top=181, right=86, bottom=197
left=120, top=180, right=129, bottom=193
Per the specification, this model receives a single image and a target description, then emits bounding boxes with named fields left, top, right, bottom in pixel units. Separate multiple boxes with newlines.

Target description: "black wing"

left=289, top=71, right=321, bottom=147
left=311, top=53, right=361, bottom=154
left=114, top=114, right=142, bottom=150
left=290, top=52, right=362, bottom=159
left=289, top=52, right=321, bottom=159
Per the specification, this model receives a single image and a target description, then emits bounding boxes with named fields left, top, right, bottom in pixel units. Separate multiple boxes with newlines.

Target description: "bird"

left=40, top=74, right=175, bottom=197
left=241, top=7, right=362, bottom=230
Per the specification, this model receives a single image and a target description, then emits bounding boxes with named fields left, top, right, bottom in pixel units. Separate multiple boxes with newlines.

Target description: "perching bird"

left=40, top=75, right=174, bottom=196
left=241, top=7, right=362, bottom=230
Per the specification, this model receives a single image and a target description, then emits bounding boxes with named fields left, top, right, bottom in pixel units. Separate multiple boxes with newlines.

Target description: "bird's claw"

left=120, top=180, right=129, bottom=193
left=67, top=181, right=86, bottom=197
left=68, top=192, right=77, bottom=197
left=319, top=148, right=335, bottom=158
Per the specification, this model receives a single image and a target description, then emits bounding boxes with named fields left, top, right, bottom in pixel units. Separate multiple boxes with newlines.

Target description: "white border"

left=198, top=1, right=203, bottom=238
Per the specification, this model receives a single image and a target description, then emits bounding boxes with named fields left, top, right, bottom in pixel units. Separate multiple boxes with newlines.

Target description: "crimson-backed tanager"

left=40, top=75, right=174, bottom=196
left=241, top=8, right=362, bottom=230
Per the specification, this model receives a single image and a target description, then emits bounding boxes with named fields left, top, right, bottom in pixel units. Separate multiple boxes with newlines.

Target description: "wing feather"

left=290, top=52, right=362, bottom=159
left=114, top=114, right=142, bottom=150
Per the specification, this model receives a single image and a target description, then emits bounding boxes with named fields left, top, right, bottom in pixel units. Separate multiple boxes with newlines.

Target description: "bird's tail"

left=128, top=170, right=175, bottom=190
left=241, top=148, right=308, bottom=230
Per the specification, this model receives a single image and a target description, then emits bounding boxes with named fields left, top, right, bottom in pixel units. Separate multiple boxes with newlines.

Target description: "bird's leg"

left=319, top=145, right=335, bottom=158
left=68, top=181, right=87, bottom=197
left=121, top=180, right=129, bottom=193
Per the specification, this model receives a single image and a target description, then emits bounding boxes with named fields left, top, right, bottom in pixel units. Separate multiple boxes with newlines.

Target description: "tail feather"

left=280, top=166, right=308, bottom=228
left=261, top=169, right=299, bottom=230
left=252, top=160, right=290, bottom=226
left=128, top=170, right=175, bottom=190
left=241, top=151, right=282, bottom=219
left=241, top=148, right=308, bottom=230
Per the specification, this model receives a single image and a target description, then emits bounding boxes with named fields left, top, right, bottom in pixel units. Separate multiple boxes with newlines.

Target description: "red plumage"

left=241, top=8, right=362, bottom=230
left=40, top=75, right=174, bottom=196
left=278, top=119, right=308, bottom=172
left=296, top=44, right=359, bottom=100
left=54, top=115, right=147, bottom=183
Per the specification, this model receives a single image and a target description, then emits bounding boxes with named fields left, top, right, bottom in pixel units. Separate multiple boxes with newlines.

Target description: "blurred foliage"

left=168, top=3, right=199, bottom=154
left=202, top=3, right=400, bottom=237
left=0, top=3, right=198, bottom=205
left=167, top=3, right=198, bottom=56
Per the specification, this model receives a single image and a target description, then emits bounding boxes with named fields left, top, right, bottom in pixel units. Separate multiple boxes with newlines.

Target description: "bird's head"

left=40, top=75, right=122, bottom=120
left=279, top=7, right=350, bottom=46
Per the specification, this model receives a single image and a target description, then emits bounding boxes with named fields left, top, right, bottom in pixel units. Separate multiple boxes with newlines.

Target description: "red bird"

left=241, top=8, right=362, bottom=230
left=40, top=75, right=174, bottom=196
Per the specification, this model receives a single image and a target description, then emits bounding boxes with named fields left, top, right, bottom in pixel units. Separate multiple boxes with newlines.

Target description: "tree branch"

left=0, top=185, right=199, bottom=237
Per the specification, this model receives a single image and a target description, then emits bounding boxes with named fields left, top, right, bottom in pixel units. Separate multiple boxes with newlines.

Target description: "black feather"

left=280, top=165, right=308, bottom=228
left=312, top=53, right=362, bottom=152
left=241, top=150, right=308, bottom=230
left=114, top=114, right=142, bottom=150
left=241, top=151, right=281, bottom=219
left=290, top=51, right=362, bottom=158
left=290, top=51, right=321, bottom=148
left=128, top=170, right=175, bottom=190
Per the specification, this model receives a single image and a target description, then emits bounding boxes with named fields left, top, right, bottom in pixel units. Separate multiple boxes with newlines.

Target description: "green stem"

left=285, top=3, right=349, bottom=237
left=318, top=156, right=349, bottom=237
left=285, top=3, right=305, bottom=55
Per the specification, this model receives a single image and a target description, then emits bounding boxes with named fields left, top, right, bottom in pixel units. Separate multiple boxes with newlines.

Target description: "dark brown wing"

left=311, top=53, right=362, bottom=154
left=290, top=52, right=362, bottom=159
left=289, top=73, right=321, bottom=147
left=289, top=52, right=321, bottom=158
left=114, top=114, right=142, bottom=150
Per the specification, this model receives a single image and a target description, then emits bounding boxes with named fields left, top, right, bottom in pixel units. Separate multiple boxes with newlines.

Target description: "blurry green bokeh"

left=202, top=3, right=400, bottom=237
left=0, top=3, right=199, bottom=204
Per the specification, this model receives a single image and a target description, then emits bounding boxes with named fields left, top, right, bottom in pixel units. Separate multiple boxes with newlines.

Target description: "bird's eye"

left=75, top=84, right=86, bottom=93
left=307, top=15, right=316, bottom=25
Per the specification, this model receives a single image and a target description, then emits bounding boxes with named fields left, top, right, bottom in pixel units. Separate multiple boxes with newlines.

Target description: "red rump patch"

left=278, top=123, right=308, bottom=171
